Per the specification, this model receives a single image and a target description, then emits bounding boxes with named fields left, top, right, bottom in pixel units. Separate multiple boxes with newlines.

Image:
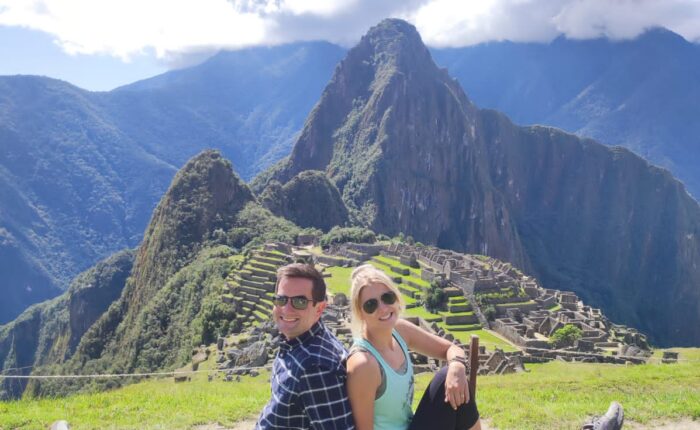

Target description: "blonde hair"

left=349, top=264, right=405, bottom=338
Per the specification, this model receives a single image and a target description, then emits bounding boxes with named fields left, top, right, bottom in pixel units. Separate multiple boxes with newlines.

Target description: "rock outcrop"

left=260, top=170, right=348, bottom=231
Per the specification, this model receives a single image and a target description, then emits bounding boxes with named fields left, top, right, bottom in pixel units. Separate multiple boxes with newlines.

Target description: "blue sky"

left=0, top=26, right=165, bottom=91
left=1, top=0, right=699, bottom=91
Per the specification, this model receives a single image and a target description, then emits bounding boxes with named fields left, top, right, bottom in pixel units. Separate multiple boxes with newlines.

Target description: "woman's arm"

left=346, top=351, right=380, bottom=430
left=395, top=319, right=470, bottom=409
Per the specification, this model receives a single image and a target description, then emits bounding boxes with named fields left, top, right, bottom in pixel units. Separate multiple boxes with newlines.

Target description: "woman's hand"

left=444, top=360, right=469, bottom=410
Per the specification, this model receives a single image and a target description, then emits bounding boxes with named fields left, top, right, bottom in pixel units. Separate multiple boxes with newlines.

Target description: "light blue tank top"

left=353, top=331, right=414, bottom=430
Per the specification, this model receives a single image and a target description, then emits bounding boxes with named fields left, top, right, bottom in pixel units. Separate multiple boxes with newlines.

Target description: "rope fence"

left=0, top=365, right=269, bottom=380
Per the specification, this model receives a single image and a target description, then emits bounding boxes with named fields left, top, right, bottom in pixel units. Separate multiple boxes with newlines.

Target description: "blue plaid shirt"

left=256, top=321, right=355, bottom=430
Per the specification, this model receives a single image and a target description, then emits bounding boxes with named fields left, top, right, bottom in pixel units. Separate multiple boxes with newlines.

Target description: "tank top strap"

left=392, top=329, right=410, bottom=361
left=352, top=337, right=388, bottom=369
left=352, top=330, right=410, bottom=375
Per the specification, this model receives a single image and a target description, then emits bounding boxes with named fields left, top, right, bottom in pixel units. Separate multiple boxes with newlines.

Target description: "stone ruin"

left=212, top=240, right=657, bottom=385
left=376, top=242, right=652, bottom=365
left=214, top=322, right=278, bottom=381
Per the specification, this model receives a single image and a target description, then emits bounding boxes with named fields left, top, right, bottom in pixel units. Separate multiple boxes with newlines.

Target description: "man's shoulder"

left=297, top=327, right=347, bottom=370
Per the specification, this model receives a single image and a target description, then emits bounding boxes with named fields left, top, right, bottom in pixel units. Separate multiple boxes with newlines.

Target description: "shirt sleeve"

left=299, top=362, right=356, bottom=430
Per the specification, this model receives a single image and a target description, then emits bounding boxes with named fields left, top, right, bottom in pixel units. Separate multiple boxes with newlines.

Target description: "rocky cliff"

left=255, top=19, right=700, bottom=346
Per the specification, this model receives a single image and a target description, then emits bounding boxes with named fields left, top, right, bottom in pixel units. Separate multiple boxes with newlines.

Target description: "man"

left=255, top=263, right=355, bottom=429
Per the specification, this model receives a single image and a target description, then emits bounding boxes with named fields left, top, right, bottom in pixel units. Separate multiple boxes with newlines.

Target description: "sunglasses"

left=362, top=291, right=398, bottom=314
left=273, top=295, right=316, bottom=310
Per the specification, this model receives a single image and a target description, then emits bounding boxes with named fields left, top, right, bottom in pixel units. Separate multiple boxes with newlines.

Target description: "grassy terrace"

left=372, top=254, right=422, bottom=278
left=368, top=255, right=488, bottom=341
left=404, top=306, right=442, bottom=322
left=323, top=266, right=354, bottom=297
left=4, top=349, right=698, bottom=429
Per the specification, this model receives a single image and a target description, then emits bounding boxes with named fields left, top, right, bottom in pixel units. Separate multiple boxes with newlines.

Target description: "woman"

left=347, top=264, right=481, bottom=430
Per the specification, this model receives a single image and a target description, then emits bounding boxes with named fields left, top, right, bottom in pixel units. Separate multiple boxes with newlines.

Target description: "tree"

left=424, top=281, right=447, bottom=313
left=483, top=305, right=497, bottom=321
left=549, top=324, right=583, bottom=348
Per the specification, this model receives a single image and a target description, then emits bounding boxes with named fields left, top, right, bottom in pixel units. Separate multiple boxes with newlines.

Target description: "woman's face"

left=358, top=282, right=399, bottom=332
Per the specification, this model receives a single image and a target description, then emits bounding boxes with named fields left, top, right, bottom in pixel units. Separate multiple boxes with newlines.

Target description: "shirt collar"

left=279, top=320, right=325, bottom=351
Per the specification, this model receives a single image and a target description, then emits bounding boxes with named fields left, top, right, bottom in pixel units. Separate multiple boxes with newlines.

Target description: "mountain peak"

left=128, top=150, right=253, bottom=305
left=355, top=18, right=434, bottom=73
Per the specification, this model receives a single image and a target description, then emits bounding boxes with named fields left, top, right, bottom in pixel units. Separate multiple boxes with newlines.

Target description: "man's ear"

left=315, top=301, right=327, bottom=318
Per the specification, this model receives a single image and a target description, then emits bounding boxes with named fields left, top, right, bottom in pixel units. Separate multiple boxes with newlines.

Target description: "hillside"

left=254, top=19, right=700, bottom=346
left=0, top=76, right=175, bottom=324
left=432, top=28, right=700, bottom=198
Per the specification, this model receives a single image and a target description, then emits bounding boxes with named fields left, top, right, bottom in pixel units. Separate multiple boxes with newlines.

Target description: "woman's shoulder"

left=347, top=346, right=380, bottom=377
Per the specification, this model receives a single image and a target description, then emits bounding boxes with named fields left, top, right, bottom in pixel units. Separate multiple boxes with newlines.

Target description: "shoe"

left=581, top=401, right=624, bottom=430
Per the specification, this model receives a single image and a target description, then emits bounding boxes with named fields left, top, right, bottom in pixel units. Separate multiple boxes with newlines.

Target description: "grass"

left=0, top=353, right=271, bottom=430
left=5, top=349, right=698, bottom=429
left=413, top=348, right=700, bottom=429
left=324, top=266, right=354, bottom=296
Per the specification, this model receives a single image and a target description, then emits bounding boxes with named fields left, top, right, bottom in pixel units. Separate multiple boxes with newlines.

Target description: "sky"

left=1, top=0, right=699, bottom=91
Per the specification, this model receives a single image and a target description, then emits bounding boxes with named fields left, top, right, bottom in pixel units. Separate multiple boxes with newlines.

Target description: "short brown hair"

left=276, top=263, right=327, bottom=303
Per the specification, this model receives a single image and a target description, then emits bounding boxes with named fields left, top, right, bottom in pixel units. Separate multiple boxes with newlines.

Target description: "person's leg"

left=409, top=366, right=480, bottom=430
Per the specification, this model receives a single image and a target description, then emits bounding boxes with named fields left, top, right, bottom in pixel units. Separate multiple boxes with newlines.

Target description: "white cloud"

left=0, top=0, right=698, bottom=62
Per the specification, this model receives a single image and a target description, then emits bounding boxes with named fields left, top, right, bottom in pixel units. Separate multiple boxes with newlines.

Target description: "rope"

left=0, top=365, right=269, bottom=380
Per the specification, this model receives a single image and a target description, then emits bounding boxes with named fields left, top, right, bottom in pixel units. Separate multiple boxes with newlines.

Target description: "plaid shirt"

left=256, top=321, right=355, bottom=430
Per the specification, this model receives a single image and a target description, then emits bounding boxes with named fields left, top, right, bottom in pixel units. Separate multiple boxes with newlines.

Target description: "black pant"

left=408, top=366, right=480, bottom=430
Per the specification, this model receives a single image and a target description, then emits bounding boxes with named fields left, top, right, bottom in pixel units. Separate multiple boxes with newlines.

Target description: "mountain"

left=431, top=28, right=700, bottom=198
left=0, top=249, right=134, bottom=400
left=0, top=42, right=342, bottom=324
left=103, top=41, right=345, bottom=180
left=259, top=170, right=349, bottom=231
left=255, top=19, right=700, bottom=346
left=0, top=76, right=176, bottom=324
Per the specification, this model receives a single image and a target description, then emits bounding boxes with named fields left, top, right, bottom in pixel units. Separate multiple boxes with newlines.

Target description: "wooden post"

left=469, top=335, right=479, bottom=400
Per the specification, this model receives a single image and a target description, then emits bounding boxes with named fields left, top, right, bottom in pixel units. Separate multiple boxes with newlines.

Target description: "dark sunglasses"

left=362, top=291, right=398, bottom=314
left=273, top=295, right=316, bottom=310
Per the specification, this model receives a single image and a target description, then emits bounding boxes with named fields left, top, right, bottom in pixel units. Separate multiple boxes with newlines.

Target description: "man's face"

left=273, top=276, right=326, bottom=340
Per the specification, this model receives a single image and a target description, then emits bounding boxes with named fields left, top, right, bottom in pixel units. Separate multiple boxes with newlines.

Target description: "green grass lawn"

left=5, top=349, right=698, bottom=429
left=468, top=329, right=519, bottom=352
left=324, top=266, right=354, bottom=296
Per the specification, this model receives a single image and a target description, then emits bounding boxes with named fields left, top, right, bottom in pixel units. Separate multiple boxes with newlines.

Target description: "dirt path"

left=624, top=419, right=700, bottom=429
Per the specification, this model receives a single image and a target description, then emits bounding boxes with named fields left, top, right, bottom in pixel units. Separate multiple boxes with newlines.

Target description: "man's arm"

left=299, top=363, right=355, bottom=430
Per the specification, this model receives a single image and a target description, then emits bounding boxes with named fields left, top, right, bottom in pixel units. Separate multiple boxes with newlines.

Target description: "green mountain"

left=0, top=76, right=176, bottom=325
left=255, top=19, right=700, bottom=346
